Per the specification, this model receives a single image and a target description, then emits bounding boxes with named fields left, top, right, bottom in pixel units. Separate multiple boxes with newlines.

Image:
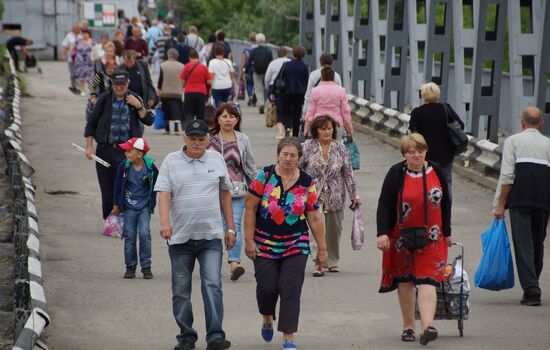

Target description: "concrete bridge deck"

left=19, top=62, right=549, bottom=349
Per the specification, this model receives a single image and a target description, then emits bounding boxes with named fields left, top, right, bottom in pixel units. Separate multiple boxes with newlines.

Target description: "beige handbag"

left=265, top=103, right=276, bottom=128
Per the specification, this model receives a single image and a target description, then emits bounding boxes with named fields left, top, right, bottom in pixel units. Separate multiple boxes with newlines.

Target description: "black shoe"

left=259, top=105, right=265, bottom=114
left=521, top=297, right=541, bottom=306
left=123, top=267, right=136, bottom=279
left=174, top=342, right=195, bottom=350
left=206, top=338, right=231, bottom=350
left=142, top=268, right=153, bottom=279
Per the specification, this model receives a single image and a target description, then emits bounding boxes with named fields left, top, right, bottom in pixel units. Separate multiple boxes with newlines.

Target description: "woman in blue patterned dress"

left=72, top=29, right=95, bottom=96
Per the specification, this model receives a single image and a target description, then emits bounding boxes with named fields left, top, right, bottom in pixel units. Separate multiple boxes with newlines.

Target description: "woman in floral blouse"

left=299, top=115, right=361, bottom=276
left=244, top=137, right=327, bottom=350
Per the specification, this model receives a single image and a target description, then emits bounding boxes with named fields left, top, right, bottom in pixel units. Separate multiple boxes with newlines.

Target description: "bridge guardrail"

left=348, top=94, right=503, bottom=175
left=2, top=53, right=49, bottom=350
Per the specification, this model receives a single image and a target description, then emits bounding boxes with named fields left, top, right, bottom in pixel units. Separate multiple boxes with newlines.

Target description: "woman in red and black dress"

left=376, top=133, right=452, bottom=346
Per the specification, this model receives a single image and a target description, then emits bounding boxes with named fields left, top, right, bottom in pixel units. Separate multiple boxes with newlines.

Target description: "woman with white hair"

left=409, top=82, right=465, bottom=191
left=157, top=48, right=185, bottom=134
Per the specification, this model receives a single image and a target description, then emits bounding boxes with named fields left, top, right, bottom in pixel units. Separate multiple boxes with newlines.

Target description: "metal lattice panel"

left=300, top=0, right=320, bottom=69
left=371, top=1, right=388, bottom=103
left=424, top=0, right=454, bottom=103
left=407, top=0, right=429, bottom=109
left=351, top=0, right=374, bottom=99
left=507, top=0, right=543, bottom=135
left=535, top=0, right=550, bottom=135
left=383, top=0, right=410, bottom=111
left=471, top=0, right=508, bottom=142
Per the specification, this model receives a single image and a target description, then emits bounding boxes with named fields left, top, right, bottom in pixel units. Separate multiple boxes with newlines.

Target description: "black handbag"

left=443, top=103, right=468, bottom=155
left=398, top=166, right=428, bottom=251
left=273, top=62, right=288, bottom=96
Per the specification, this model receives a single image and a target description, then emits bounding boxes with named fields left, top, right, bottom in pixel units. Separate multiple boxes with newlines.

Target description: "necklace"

left=277, top=166, right=299, bottom=191
left=319, top=141, right=331, bottom=162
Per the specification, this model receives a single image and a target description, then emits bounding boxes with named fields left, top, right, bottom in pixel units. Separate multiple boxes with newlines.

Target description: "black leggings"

left=281, top=94, right=304, bottom=137
left=95, top=144, right=125, bottom=219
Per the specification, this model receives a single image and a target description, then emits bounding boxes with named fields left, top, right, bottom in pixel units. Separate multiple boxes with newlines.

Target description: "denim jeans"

left=222, top=197, right=244, bottom=263
left=123, top=207, right=151, bottom=269
left=211, top=88, right=232, bottom=108
left=246, top=72, right=255, bottom=101
left=168, top=239, right=226, bottom=345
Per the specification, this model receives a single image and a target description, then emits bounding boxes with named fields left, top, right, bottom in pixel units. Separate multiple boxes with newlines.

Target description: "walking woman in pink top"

left=304, top=67, right=353, bottom=138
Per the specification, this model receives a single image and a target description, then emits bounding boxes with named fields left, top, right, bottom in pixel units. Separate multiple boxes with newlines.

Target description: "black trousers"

left=184, top=92, right=206, bottom=122
left=8, top=48, right=19, bottom=70
left=95, top=144, right=125, bottom=220
left=253, top=254, right=308, bottom=333
left=509, top=207, right=549, bottom=299
left=281, top=94, right=304, bottom=137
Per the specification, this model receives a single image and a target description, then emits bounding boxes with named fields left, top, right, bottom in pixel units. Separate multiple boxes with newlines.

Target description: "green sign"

left=83, top=2, right=117, bottom=28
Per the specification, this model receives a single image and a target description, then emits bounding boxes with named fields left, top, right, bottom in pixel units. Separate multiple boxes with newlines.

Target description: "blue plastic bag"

left=474, top=218, right=515, bottom=291
left=153, top=106, right=166, bottom=130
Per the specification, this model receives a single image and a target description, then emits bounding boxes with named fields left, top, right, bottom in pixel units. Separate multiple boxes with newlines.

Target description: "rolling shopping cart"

left=416, top=242, right=470, bottom=337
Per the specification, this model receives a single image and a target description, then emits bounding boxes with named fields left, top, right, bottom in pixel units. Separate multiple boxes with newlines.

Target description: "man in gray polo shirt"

left=155, top=119, right=236, bottom=350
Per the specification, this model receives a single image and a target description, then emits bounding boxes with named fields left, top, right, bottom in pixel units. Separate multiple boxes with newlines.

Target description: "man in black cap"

left=84, top=69, right=154, bottom=220
left=6, top=36, right=33, bottom=72
left=155, top=119, right=235, bottom=350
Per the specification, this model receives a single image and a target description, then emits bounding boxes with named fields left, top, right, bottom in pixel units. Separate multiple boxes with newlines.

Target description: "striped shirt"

left=154, top=148, right=232, bottom=245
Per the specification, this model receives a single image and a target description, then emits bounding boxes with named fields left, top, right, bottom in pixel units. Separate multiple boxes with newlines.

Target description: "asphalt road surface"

left=18, top=62, right=550, bottom=349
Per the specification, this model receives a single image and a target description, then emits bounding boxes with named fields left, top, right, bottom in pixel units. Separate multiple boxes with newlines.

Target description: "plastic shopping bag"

left=103, top=213, right=124, bottom=239
left=343, top=137, right=360, bottom=170
left=474, top=218, right=515, bottom=291
left=351, top=207, right=365, bottom=250
left=153, top=106, right=166, bottom=130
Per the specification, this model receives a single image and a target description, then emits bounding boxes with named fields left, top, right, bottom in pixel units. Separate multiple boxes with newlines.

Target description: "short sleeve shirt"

left=248, top=165, right=319, bottom=259
left=208, top=58, right=233, bottom=89
left=180, top=62, right=211, bottom=94
left=154, top=148, right=232, bottom=245
left=125, top=165, right=150, bottom=210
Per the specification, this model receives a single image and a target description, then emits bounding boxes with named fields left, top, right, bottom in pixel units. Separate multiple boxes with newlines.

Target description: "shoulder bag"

left=443, top=103, right=468, bottom=155
left=219, top=134, right=248, bottom=198
left=182, top=61, right=200, bottom=87
left=274, top=62, right=288, bottom=96
left=398, top=166, right=428, bottom=250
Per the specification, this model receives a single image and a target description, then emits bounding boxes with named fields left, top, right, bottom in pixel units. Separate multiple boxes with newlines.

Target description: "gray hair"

left=256, top=33, right=266, bottom=44
left=276, top=137, right=302, bottom=158
left=521, top=107, right=543, bottom=126
left=167, top=48, right=179, bottom=59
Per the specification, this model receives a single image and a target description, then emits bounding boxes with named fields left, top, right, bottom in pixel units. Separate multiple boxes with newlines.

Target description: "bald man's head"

left=521, top=107, right=543, bottom=128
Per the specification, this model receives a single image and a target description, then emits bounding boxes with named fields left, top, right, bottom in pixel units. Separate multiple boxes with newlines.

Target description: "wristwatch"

left=138, top=105, right=145, bottom=111
left=227, top=229, right=236, bottom=235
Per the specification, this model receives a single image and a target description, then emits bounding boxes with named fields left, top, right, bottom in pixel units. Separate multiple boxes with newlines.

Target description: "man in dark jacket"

left=6, top=36, right=33, bottom=72
left=244, top=33, right=272, bottom=114
left=84, top=70, right=154, bottom=220
left=118, top=50, right=158, bottom=108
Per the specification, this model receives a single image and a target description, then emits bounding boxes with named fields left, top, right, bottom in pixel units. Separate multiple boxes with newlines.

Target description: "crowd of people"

left=72, top=15, right=550, bottom=350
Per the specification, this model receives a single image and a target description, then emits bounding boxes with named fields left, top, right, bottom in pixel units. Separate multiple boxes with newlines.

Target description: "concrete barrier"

left=2, top=52, right=49, bottom=349
left=347, top=94, right=503, bottom=177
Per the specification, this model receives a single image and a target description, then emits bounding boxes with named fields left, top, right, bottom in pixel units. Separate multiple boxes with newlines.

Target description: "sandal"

left=419, top=326, right=438, bottom=345
left=312, top=265, right=325, bottom=277
left=401, top=329, right=415, bottom=342
left=328, top=266, right=340, bottom=273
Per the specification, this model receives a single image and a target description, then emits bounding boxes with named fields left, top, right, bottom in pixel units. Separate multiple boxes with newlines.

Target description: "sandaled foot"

left=419, top=326, right=438, bottom=345
left=328, top=266, right=340, bottom=273
left=401, top=329, right=415, bottom=342
left=230, top=265, right=245, bottom=281
left=312, top=265, right=325, bottom=277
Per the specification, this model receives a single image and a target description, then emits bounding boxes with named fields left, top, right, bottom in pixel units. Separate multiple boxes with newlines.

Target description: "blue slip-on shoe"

left=281, top=340, right=297, bottom=350
left=261, top=323, right=274, bottom=342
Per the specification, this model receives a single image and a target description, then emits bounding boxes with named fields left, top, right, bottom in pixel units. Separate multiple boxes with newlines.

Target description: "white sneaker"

left=80, top=92, right=86, bottom=97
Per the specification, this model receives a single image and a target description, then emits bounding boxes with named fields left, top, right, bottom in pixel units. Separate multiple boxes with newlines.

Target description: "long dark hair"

left=209, top=103, right=242, bottom=135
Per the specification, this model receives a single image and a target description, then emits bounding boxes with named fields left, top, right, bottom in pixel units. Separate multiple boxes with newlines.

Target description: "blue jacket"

left=113, top=156, right=159, bottom=213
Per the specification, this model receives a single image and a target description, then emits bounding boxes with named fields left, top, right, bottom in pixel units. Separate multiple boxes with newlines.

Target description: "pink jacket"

left=304, top=81, right=352, bottom=128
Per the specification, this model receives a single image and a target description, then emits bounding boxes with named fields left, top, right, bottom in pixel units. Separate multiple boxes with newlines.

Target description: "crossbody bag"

left=219, top=134, right=250, bottom=198
left=182, top=61, right=200, bottom=87
left=398, top=165, right=428, bottom=250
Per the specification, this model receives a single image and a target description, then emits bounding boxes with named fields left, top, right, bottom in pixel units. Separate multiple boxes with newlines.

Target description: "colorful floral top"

left=248, top=165, right=320, bottom=259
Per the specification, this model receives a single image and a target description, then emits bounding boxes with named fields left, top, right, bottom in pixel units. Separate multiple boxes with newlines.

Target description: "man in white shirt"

left=61, top=22, right=82, bottom=94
